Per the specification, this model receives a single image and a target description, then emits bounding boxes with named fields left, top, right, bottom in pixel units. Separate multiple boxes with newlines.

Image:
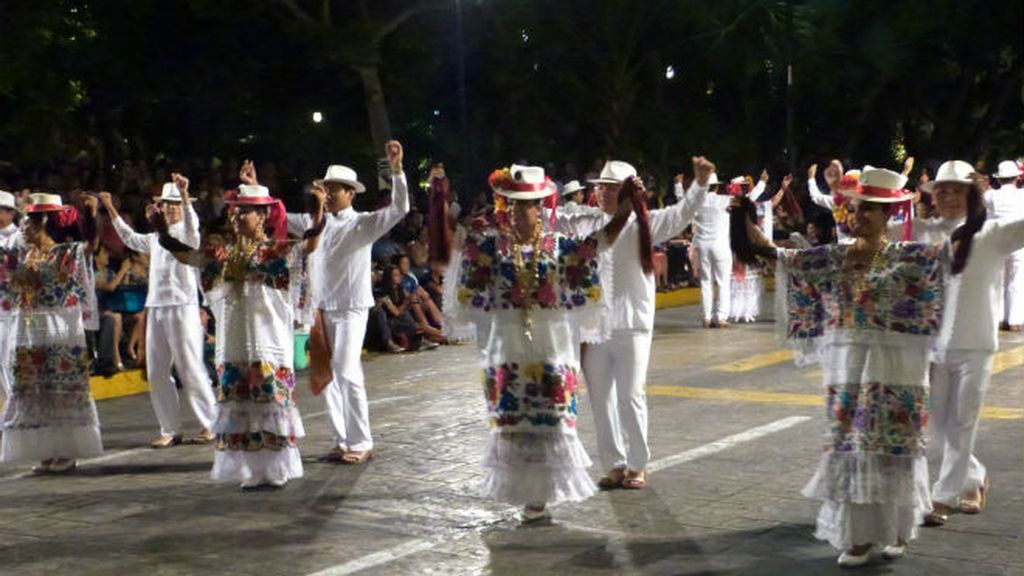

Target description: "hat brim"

left=587, top=177, right=624, bottom=185
left=225, top=197, right=278, bottom=206
left=838, top=188, right=915, bottom=203
left=26, top=204, right=65, bottom=213
left=992, top=170, right=1020, bottom=179
left=324, top=178, right=367, bottom=194
left=494, top=187, right=556, bottom=200
left=919, top=179, right=973, bottom=194
left=561, top=187, right=584, bottom=196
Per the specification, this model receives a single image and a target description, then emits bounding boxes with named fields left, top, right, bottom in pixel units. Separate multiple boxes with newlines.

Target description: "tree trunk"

left=354, top=64, right=393, bottom=153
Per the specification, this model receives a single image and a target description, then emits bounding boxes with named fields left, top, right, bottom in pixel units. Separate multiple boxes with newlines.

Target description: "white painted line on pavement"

left=304, top=394, right=415, bottom=420
left=647, top=415, right=812, bottom=472
left=304, top=538, right=437, bottom=576
left=301, top=415, right=815, bottom=576
left=0, top=395, right=418, bottom=483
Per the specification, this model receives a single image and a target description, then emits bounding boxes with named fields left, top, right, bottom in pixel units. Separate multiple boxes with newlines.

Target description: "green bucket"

left=294, top=332, right=310, bottom=371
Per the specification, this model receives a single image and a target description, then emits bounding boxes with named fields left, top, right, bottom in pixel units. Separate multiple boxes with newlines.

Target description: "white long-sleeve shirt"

left=0, top=223, right=21, bottom=248
left=692, top=186, right=733, bottom=247
left=985, top=184, right=1024, bottom=222
left=313, top=174, right=410, bottom=311
left=112, top=206, right=201, bottom=308
left=807, top=178, right=835, bottom=211
left=916, top=216, right=1024, bottom=353
left=561, top=182, right=708, bottom=334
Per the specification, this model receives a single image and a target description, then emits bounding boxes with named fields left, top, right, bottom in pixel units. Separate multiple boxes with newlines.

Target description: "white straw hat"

left=919, top=160, right=975, bottom=194
left=322, top=165, right=366, bottom=193
left=588, top=160, right=637, bottom=185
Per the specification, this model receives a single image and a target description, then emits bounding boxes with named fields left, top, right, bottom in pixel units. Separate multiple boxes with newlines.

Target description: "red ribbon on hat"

left=507, top=178, right=555, bottom=193
left=859, top=185, right=908, bottom=200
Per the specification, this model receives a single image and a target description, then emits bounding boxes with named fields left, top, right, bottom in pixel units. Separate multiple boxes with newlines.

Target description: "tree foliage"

left=0, top=0, right=1020, bottom=189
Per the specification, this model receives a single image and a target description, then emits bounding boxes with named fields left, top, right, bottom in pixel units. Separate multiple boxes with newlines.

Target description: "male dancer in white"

left=909, top=161, right=1024, bottom=526
left=0, top=190, right=21, bottom=398
left=583, top=157, right=714, bottom=489
left=311, top=141, right=409, bottom=464
left=692, top=167, right=732, bottom=327
left=102, top=176, right=216, bottom=447
left=986, top=160, right=1024, bottom=331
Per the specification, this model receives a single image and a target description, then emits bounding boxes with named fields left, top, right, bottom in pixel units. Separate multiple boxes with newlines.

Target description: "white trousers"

left=322, top=307, right=373, bottom=451
left=0, top=315, right=14, bottom=399
left=929, top=349, right=993, bottom=506
left=582, top=331, right=653, bottom=471
left=146, top=305, right=217, bottom=437
left=1004, top=250, right=1024, bottom=326
left=697, top=243, right=732, bottom=322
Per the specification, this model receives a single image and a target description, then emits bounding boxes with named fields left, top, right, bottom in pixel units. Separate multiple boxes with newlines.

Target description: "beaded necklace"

left=509, top=219, right=544, bottom=341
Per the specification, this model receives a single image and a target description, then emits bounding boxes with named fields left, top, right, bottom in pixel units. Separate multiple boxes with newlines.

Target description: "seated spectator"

left=393, top=254, right=444, bottom=334
left=378, top=265, right=423, bottom=351
left=93, top=247, right=132, bottom=374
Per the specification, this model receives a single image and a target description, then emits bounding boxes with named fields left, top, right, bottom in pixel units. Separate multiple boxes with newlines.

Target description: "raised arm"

left=807, top=163, right=834, bottom=210
left=357, top=140, right=411, bottom=242
left=172, top=173, right=201, bottom=249
left=301, top=182, right=328, bottom=254
left=992, top=215, right=1024, bottom=257
left=650, top=157, right=714, bottom=243
left=78, top=195, right=100, bottom=252
left=100, top=192, right=153, bottom=253
left=748, top=169, right=768, bottom=201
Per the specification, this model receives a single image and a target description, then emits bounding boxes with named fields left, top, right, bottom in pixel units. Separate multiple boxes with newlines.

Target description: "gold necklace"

left=223, top=236, right=263, bottom=283
left=848, top=240, right=888, bottom=300
left=510, top=220, right=544, bottom=341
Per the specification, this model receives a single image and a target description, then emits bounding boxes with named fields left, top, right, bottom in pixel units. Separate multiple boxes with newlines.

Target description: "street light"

left=312, top=111, right=323, bottom=123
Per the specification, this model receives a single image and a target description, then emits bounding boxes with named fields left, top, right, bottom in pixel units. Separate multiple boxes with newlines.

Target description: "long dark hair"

left=382, top=265, right=407, bottom=306
left=729, top=196, right=775, bottom=265
left=950, top=184, right=987, bottom=275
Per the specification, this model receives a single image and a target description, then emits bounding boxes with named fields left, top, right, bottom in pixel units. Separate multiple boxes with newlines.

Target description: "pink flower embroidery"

left=537, top=281, right=557, bottom=306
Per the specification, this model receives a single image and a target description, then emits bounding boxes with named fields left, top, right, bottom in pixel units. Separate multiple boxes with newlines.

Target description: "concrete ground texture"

left=0, top=302, right=1021, bottom=576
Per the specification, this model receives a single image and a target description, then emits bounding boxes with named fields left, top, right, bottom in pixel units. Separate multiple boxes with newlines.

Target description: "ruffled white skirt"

left=480, top=428, right=595, bottom=505
left=730, top=269, right=763, bottom=322
left=803, top=452, right=931, bottom=550
left=210, top=402, right=305, bottom=483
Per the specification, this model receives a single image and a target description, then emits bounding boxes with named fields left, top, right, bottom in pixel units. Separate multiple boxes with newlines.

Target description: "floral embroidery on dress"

left=0, top=244, right=87, bottom=312
left=200, top=241, right=295, bottom=293
left=217, top=361, right=296, bottom=407
left=825, top=383, right=928, bottom=456
left=217, top=430, right=296, bottom=452
left=457, top=232, right=602, bottom=312
left=781, top=243, right=945, bottom=340
left=482, top=362, right=580, bottom=428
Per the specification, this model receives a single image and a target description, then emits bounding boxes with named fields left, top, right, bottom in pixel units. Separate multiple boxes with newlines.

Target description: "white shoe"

left=240, top=477, right=265, bottom=489
left=521, top=505, right=550, bottom=523
left=837, top=548, right=872, bottom=567
left=268, top=476, right=288, bottom=488
left=881, top=544, right=906, bottom=560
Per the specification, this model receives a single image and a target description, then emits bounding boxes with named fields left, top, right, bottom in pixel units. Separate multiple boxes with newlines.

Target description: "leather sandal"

left=597, top=467, right=626, bottom=490
left=151, top=434, right=183, bottom=449
left=924, top=502, right=951, bottom=526
left=340, top=450, right=377, bottom=465
left=318, top=446, right=348, bottom=463
left=187, top=429, right=216, bottom=445
left=960, top=476, right=989, bottom=514
left=48, top=458, right=77, bottom=473
left=622, top=469, right=647, bottom=489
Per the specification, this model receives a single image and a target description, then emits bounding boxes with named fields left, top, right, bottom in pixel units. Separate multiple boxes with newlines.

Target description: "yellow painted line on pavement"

left=655, top=287, right=701, bottom=309
left=646, top=384, right=1022, bottom=420
left=91, top=369, right=149, bottom=400
left=709, top=349, right=794, bottom=372
left=992, top=346, right=1024, bottom=375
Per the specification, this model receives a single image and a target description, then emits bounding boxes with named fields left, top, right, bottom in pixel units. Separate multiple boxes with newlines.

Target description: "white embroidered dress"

left=445, top=228, right=607, bottom=505
left=775, top=242, right=948, bottom=550
left=0, top=242, right=103, bottom=462
left=196, top=240, right=307, bottom=483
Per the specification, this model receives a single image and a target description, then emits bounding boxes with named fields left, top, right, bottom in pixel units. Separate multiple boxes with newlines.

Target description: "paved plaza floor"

left=1, top=304, right=1021, bottom=575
